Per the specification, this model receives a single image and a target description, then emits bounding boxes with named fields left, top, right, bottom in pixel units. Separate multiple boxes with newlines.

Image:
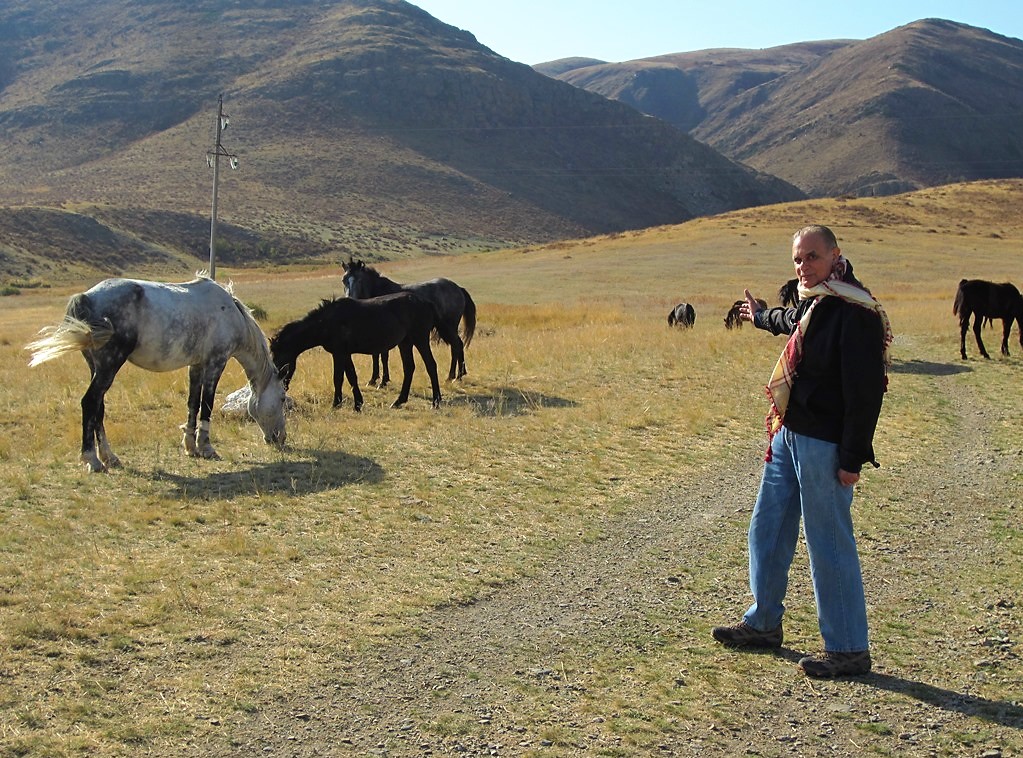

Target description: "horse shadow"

left=446, top=387, right=578, bottom=417
left=146, top=448, right=384, bottom=499
left=889, top=359, right=972, bottom=376
left=770, top=647, right=1023, bottom=727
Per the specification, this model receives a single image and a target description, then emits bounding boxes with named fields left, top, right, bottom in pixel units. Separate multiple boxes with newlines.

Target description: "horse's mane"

left=271, top=297, right=341, bottom=347
left=232, top=296, right=276, bottom=390
left=194, top=270, right=237, bottom=297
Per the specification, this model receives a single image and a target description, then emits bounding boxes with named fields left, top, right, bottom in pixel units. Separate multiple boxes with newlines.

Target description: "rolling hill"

left=540, top=19, right=1023, bottom=197
left=0, top=0, right=800, bottom=281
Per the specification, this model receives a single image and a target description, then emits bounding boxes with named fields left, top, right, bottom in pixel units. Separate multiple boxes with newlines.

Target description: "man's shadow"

left=773, top=648, right=1023, bottom=727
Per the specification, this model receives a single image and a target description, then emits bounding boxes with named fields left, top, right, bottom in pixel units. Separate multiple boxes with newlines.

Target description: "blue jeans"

left=742, top=427, right=869, bottom=652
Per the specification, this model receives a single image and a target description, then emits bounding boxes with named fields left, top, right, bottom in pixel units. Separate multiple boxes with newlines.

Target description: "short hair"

left=793, top=225, right=838, bottom=250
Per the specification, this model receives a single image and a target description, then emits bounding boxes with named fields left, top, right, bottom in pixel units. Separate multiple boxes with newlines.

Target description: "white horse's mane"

left=194, top=270, right=236, bottom=296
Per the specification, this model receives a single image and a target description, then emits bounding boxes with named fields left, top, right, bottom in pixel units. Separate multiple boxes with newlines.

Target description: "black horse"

left=724, top=298, right=768, bottom=329
left=668, top=303, right=696, bottom=328
left=341, top=258, right=476, bottom=385
left=953, top=278, right=1023, bottom=359
left=270, top=292, right=457, bottom=410
left=778, top=278, right=799, bottom=307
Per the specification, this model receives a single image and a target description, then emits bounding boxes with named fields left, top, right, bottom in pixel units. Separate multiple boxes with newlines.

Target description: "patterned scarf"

left=763, top=257, right=893, bottom=461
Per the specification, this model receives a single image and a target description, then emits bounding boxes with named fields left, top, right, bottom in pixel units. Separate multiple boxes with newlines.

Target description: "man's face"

left=791, top=232, right=839, bottom=289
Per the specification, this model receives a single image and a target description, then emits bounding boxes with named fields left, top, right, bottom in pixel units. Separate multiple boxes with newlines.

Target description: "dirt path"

left=226, top=366, right=1022, bottom=757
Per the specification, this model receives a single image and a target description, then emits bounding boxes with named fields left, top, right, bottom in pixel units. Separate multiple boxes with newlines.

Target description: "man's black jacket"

left=754, top=294, right=886, bottom=473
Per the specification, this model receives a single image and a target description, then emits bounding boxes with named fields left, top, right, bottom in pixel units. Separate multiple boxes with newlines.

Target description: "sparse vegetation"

left=0, top=187, right=1021, bottom=756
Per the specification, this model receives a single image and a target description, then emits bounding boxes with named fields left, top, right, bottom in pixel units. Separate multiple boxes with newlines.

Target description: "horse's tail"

left=953, top=279, right=967, bottom=317
left=430, top=301, right=461, bottom=348
left=460, top=288, right=476, bottom=348
left=26, top=293, right=113, bottom=366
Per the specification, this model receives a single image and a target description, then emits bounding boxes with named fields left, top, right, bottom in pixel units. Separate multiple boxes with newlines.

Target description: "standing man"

left=712, top=225, right=893, bottom=678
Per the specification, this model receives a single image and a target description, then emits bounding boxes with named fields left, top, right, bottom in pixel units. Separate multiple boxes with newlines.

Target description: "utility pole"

left=206, top=95, right=238, bottom=280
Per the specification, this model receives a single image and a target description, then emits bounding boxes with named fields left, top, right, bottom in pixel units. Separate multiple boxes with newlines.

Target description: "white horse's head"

left=248, top=372, right=287, bottom=447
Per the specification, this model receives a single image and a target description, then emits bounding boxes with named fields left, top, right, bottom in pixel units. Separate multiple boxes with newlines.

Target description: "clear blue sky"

left=411, top=1, right=1023, bottom=64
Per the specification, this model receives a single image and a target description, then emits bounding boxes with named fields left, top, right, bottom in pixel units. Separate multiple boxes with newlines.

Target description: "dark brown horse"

left=342, top=258, right=476, bottom=384
left=270, top=292, right=457, bottom=410
left=953, top=279, right=1023, bottom=359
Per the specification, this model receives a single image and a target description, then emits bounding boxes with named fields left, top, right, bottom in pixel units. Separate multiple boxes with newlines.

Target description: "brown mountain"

left=0, top=0, right=800, bottom=281
left=540, top=20, right=1023, bottom=197
left=536, top=41, right=852, bottom=133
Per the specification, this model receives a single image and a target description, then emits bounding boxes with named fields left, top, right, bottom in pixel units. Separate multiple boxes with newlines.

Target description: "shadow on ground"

left=769, top=647, right=1021, bottom=727
left=868, top=673, right=1023, bottom=727
left=446, top=386, right=577, bottom=417
left=890, top=359, right=972, bottom=376
left=147, top=448, right=384, bottom=499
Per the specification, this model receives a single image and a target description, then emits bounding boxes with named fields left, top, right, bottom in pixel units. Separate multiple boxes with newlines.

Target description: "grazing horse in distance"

left=778, top=278, right=799, bottom=307
left=953, top=278, right=1023, bottom=359
left=724, top=298, right=768, bottom=329
left=26, top=276, right=287, bottom=472
left=270, top=292, right=456, bottom=410
left=342, top=258, right=476, bottom=383
left=668, top=303, right=696, bottom=328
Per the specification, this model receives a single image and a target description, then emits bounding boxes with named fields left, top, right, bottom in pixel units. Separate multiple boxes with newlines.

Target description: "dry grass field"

left=1, top=181, right=1021, bottom=756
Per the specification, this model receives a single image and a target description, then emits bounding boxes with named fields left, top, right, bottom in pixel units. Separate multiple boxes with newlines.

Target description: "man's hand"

left=838, top=469, right=860, bottom=487
left=739, top=288, right=763, bottom=322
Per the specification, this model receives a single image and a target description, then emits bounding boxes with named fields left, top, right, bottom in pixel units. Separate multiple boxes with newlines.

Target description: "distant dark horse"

left=26, top=276, right=287, bottom=472
left=953, top=278, right=1023, bottom=359
left=270, top=292, right=457, bottom=410
left=342, top=258, right=476, bottom=385
left=668, top=303, right=696, bottom=328
left=724, top=298, right=768, bottom=329
left=778, top=278, right=799, bottom=307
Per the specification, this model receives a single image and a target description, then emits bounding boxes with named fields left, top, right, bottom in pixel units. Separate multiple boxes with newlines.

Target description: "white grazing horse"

left=27, top=275, right=287, bottom=472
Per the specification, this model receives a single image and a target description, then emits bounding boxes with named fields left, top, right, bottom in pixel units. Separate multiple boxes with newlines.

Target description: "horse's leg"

left=1000, top=317, right=1012, bottom=356
left=94, top=395, right=121, bottom=470
left=183, top=360, right=226, bottom=459
left=417, top=338, right=443, bottom=408
left=343, top=355, right=363, bottom=412
left=959, top=315, right=969, bottom=360
left=380, top=350, right=390, bottom=387
left=81, top=349, right=129, bottom=473
left=972, top=314, right=990, bottom=359
left=181, top=365, right=202, bottom=456
left=392, top=343, right=416, bottom=408
left=194, top=359, right=228, bottom=459
left=447, top=335, right=466, bottom=381
left=369, top=354, right=381, bottom=387
left=333, top=353, right=362, bottom=407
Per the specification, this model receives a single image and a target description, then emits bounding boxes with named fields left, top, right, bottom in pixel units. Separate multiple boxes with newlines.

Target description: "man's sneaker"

left=711, top=621, right=783, bottom=648
left=798, top=650, right=871, bottom=678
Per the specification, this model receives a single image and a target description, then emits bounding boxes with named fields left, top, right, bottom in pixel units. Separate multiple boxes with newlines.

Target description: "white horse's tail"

left=26, top=294, right=114, bottom=367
